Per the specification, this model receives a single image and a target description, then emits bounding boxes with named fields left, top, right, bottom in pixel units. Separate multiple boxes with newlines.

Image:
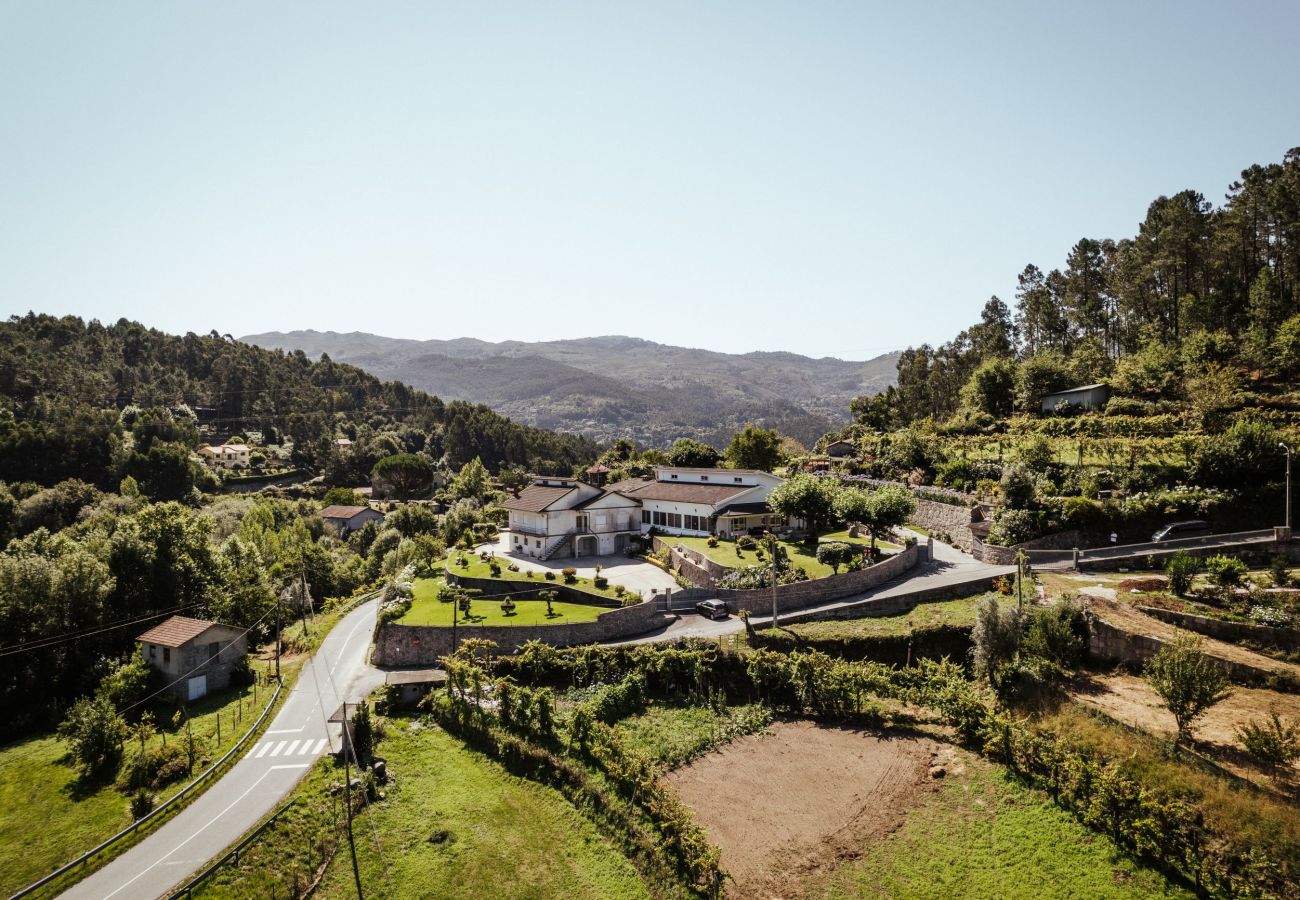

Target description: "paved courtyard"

left=487, top=532, right=679, bottom=597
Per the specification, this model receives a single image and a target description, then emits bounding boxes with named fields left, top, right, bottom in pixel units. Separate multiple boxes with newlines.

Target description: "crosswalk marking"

left=250, top=736, right=331, bottom=760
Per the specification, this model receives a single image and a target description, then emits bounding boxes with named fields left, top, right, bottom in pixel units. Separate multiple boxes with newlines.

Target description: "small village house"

left=824, top=439, right=857, bottom=458
left=197, top=443, right=251, bottom=469
left=320, top=504, right=385, bottom=535
left=137, top=615, right=248, bottom=701
left=1041, top=383, right=1110, bottom=413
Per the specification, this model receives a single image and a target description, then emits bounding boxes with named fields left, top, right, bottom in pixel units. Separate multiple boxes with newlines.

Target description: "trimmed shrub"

left=1205, top=554, right=1248, bottom=588
left=561, top=567, right=577, bottom=584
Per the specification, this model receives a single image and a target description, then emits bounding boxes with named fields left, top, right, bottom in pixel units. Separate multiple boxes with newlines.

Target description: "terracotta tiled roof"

left=501, top=483, right=577, bottom=512
left=320, top=505, right=371, bottom=519
left=619, top=481, right=753, bottom=505
left=137, top=615, right=220, bottom=648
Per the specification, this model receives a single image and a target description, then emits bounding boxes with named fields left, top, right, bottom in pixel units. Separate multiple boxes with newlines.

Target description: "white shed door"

left=187, top=675, right=208, bottom=701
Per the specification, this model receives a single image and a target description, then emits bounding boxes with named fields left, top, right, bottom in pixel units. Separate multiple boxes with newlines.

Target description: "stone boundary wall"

left=372, top=599, right=666, bottom=666
left=714, top=543, right=920, bottom=616
left=445, top=573, right=623, bottom=606
left=1138, top=606, right=1300, bottom=651
left=909, top=498, right=978, bottom=549
left=1084, top=609, right=1280, bottom=684
left=969, top=529, right=1085, bottom=566
left=1077, top=539, right=1285, bottom=571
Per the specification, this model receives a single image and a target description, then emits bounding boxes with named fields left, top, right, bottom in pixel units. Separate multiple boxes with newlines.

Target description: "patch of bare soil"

left=1069, top=671, right=1300, bottom=784
left=664, top=719, right=948, bottom=898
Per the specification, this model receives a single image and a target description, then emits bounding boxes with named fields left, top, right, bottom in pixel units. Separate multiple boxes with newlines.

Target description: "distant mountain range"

left=240, top=330, right=899, bottom=448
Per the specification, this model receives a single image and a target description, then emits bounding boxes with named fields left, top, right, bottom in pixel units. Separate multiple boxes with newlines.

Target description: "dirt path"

left=1070, top=671, right=1300, bottom=783
left=664, top=720, right=947, bottom=898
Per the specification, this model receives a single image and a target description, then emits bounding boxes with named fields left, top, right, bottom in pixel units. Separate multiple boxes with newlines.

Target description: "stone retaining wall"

left=651, top=537, right=731, bottom=589
left=715, top=543, right=920, bottom=616
left=909, top=498, right=978, bottom=548
left=1138, top=606, right=1300, bottom=651
left=372, top=599, right=666, bottom=666
left=1084, top=609, right=1279, bottom=684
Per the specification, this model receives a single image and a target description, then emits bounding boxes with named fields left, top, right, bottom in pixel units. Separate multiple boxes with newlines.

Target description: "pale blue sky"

left=1, top=1, right=1297, bottom=359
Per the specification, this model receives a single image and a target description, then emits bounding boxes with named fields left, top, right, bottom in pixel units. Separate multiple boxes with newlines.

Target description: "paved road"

left=60, top=599, right=383, bottom=900
left=618, top=532, right=1012, bottom=643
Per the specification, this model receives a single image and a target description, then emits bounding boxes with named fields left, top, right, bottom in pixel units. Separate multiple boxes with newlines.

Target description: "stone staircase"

left=541, top=532, right=574, bottom=561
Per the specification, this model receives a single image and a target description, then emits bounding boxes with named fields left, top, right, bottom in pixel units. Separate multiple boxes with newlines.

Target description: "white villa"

left=502, top=466, right=791, bottom=560
left=197, top=443, right=251, bottom=469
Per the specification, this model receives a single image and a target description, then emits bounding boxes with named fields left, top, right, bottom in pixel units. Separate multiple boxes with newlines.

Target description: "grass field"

left=401, top=579, right=607, bottom=627
left=196, top=718, right=650, bottom=899
left=450, top=553, right=627, bottom=601
left=667, top=534, right=897, bottom=579
left=818, top=751, right=1191, bottom=899
left=0, top=676, right=278, bottom=897
left=776, top=594, right=986, bottom=641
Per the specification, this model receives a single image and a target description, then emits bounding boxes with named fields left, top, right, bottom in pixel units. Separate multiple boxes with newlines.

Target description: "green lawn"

left=613, top=703, right=771, bottom=772
left=451, top=553, right=629, bottom=601
left=667, top=534, right=894, bottom=579
left=0, top=679, right=277, bottom=897
left=401, top=578, right=608, bottom=627
left=780, top=594, right=987, bottom=641
left=819, top=529, right=904, bottom=551
left=818, top=752, right=1190, bottom=899
left=197, top=718, right=650, bottom=899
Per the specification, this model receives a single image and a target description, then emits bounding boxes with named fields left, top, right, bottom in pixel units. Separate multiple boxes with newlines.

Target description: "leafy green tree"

left=387, top=503, right=440, bottom=537
left=322, top=486, right=366, bottom=507
left=59, top=695, right=128, bottom=778
left=1014, top=352, right=1071, bottom=412
left=373, top=453, right=434, bottom=500
left=1021, top=597, right=1085, bottom=670
left=1144, top=634, right=1232, bottom=746
left=1015, top=435, right=1055, bottom=473
left=97, top=654, right=155, bottom=710
left=447, top=456, right=492, bottom=503
left=767, top=474, right=841, bottom=537
left=1185, top=363, right=1242, bottom=431
left=1194, top=417, right=1282, bottom=488
left=214, top=536, right=276, bottom=631
left=667, top=438, right=721, bottom=469
left=972, top=596, right=1021, bottom=693
left=860, top=484, right=915, bottom=550
left=1272, top=312, right=1300, bottom=376
left=724, top=424, right=784, bottom=472
left=960, top=358, right=1017, bottom=417
left=349, top=701, right=375, bottom=766
left=998, top=463, right=1036, bottom=509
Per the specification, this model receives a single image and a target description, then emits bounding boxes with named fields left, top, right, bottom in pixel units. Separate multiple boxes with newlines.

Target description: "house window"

left=163, top=647, right=171, bottom=664
left=701, top=475, right=708, bottom=481
left=668, top=513, right=682, bottom=529
left=670, top=473, right=678, bottom=479
left=641, top=510, right=650, bottom=524
left=535, top=540, right=541, bottom=549
left=149, top=644, right=156, bottom=659
left=209, top=641, right=220, bottom=660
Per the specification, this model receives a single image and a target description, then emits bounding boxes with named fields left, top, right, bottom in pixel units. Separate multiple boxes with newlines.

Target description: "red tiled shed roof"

left=137, top=615, right=221, bottom=648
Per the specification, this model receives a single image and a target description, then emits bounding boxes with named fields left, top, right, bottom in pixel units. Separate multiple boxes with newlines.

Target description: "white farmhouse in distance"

left=197, top=443, right=251, bottom=468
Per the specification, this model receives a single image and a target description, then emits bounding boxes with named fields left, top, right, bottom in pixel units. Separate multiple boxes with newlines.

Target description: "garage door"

left=187, top=675, right=208, bottom=701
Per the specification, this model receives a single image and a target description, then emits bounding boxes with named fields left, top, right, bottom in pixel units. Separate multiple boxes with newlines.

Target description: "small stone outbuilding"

left=320, top=504, right=385, bottom=535
left=137, top=615, right=249, bottom=702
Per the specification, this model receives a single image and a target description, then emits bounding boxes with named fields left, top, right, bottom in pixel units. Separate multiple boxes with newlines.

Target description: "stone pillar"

left=1072, top=547, right=1080, bottom=572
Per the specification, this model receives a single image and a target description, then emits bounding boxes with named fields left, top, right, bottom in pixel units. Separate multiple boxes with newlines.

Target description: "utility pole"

left=275, top=596, right=282, bottom=683
left=769, top=532, right=779, bottom=628
left=342, top=701, right=363, bottom=899
left=1281, top=443, right=1292, bottom=532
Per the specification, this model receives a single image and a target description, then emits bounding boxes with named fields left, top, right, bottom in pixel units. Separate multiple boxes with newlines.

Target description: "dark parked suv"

left=1151, top=520, right=1210, bottom=543
left=695, top=599, right=729, bottom=620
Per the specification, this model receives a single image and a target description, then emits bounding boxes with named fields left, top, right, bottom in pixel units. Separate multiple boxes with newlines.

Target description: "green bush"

left=1205, top=554, right=1248, bottom=587
left=129, top=788, right=156, bottom=820
left=561, top=567, right=577, bottom=584
left=1164, top=550, right=1200, bottom=595
left=1268, top=555, right=1292, bottom=587
left=736, top=534, right=757, bottom=550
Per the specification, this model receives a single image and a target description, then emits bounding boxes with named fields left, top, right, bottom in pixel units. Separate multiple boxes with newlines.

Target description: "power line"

left=0, top=603, right=203, bottom=658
